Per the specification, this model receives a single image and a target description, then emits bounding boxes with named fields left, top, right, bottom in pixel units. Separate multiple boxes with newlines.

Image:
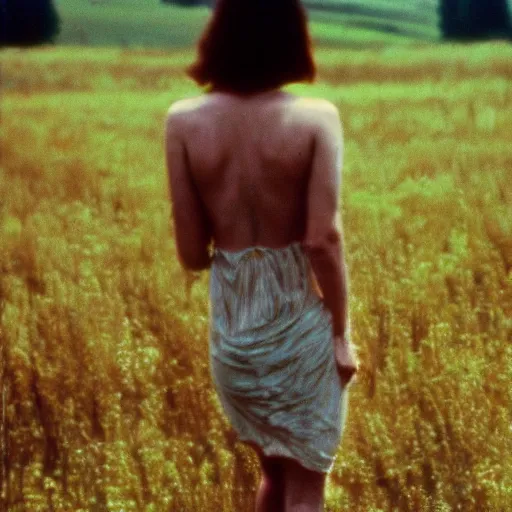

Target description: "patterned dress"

left=208, top=241, right=348, bottom=473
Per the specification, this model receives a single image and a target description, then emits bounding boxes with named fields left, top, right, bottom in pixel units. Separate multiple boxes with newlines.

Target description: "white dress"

left=208, top=241, right=348, bottom=473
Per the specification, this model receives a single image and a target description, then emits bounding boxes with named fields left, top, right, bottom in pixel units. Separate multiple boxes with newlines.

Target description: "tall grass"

left=1, top=41, right=511, bottom=511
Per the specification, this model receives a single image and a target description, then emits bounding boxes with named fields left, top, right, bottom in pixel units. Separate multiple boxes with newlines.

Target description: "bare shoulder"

left=290, top=97, right=341, bottom=132
left=165, top=96, right=209, bottom=126
left=293, top=97, right=339, bottom=116
left=168, top=95, right=207, bottom=114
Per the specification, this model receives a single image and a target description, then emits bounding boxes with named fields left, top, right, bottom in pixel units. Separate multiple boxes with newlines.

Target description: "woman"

left=164, top=1, right=358, bottom=510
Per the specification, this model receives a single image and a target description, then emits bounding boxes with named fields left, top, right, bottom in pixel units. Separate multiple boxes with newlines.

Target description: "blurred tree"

left=439, top=0, right=512, bottom=40
left=0, top=0, right=61, bottom=47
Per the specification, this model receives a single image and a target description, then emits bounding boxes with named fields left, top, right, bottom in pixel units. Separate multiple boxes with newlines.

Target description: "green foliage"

left=1, top=41, right=511, bottom=510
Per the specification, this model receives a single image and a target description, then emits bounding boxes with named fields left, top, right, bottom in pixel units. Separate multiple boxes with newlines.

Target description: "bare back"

left=175, top=90, right=327, bottom=250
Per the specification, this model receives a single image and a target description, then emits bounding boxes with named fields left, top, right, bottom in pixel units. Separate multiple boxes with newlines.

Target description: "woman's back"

left=170, top=91, right=337, bottom=250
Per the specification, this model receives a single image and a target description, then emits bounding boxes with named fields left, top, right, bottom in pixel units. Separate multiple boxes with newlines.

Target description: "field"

left=1, top=38, right=512, bottom=511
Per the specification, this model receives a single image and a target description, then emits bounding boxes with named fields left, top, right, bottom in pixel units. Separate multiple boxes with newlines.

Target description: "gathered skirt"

left=208, top=241, right=348, bottom=473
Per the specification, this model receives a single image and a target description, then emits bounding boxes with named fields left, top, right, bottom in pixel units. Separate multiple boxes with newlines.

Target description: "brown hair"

left=187, top=0, right=316, bottom=95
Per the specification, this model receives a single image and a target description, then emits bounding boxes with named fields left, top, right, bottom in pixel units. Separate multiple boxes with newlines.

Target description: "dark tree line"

left=439, top=0, right=512, bottom=40
left=0, top=0, right=61, bottom=47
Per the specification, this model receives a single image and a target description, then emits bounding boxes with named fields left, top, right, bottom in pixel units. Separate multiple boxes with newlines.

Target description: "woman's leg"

left=245, top=441, right=286, bottom=512
left=282, top=458, right=327, bottom=512
left=255, top=455, right=286, bottom=512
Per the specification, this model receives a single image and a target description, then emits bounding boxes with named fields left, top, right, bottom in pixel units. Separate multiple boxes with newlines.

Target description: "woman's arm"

left=301, top=101, right=350, bottom=340
left=164, top=105, right=212, bottom=272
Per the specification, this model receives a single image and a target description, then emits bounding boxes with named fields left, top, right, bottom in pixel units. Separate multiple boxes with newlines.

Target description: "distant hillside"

left=305, top=0, right=438, bottom=24
left=304, top=0, right=440, bottom=41
left=305, top=0, right=512, bottom=42
left=51, top=0, right=444, bottom=49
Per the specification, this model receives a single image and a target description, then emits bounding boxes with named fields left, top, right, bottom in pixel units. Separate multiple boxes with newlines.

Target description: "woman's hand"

left=184, top=270, right=202, bottom=307
left=333, top=336, right=359, bottom=387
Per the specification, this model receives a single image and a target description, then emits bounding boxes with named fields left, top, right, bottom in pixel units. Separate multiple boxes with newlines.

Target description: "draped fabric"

left=208, top=241, right=348, bottom=473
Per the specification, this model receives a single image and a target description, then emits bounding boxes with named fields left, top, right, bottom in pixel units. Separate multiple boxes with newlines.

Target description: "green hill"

left=304, top=0, right=440, bottom=41
left=53, top=0, right=441, bottom=50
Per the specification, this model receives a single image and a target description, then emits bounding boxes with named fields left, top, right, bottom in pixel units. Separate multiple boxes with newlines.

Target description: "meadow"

left=1, top=38, right=512, bottom=511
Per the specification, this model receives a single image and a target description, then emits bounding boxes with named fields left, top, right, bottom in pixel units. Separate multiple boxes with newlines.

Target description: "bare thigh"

left=245, top=440, right=285, bottom=483
left=244, top=440, right=326, bottom=510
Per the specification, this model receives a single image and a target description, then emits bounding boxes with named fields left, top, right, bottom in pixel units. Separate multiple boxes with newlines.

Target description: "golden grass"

left=1, top=41, right=511, bottom=511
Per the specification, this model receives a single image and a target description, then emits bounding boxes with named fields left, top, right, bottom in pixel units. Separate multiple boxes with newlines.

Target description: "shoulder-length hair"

left=187, top=0, right=316, bottom=95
